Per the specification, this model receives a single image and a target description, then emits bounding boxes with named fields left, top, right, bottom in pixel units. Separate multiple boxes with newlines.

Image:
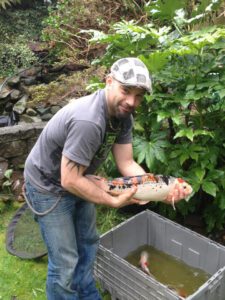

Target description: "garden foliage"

left=41, top=0, right=148, bottom=65
left=0, top=0, right=21, bottom=10
left=1, top=0, right=224, bottom=232
left=0, top=4, right=48, bottom=76
left=85, top=0, right=225, bottom=231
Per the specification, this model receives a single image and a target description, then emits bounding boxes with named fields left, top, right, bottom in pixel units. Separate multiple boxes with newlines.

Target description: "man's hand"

left=164, top=180, right=193, bottom=207
left=110, top=186, right=144, bottom=208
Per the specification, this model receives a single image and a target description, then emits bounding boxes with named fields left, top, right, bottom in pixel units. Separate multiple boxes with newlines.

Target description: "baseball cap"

left=110, top=57, right=152, bottom=93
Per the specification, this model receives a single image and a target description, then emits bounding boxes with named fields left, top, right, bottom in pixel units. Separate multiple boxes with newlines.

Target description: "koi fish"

left=87, top=173, right=193, bottom=209
left=168, top=285, right=187, bottom=299
left=139, top=251, right=151, bottom=275
left=139, top=251, right=187, bottom=298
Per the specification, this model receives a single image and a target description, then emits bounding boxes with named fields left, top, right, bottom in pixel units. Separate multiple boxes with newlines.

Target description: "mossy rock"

left=26, top=65, right=106, bottom=107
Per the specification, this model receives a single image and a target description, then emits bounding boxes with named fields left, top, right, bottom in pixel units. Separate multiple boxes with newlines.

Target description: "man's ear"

left=105, top=75, right=114, bottom=87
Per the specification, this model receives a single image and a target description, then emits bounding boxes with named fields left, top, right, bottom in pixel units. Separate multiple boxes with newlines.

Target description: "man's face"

left=106, top=76, right=146, bottom=119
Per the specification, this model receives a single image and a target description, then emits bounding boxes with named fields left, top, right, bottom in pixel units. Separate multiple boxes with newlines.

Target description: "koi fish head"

left=176, top=178, right=193, bottom=196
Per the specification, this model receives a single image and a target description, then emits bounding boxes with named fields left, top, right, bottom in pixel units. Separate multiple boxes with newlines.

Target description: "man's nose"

left=126, top=95, right=136, bottom=107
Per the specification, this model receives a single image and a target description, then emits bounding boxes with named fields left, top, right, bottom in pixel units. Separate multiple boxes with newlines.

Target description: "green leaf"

left=136, top=149, right=146, bottom=164
left=207, top=170, right=224, bottom=181
left=2, top=180, right=12, bottom=187
left=140, top=52, right=169, bottom=73
left=4, top=169, right=13, bottom=179
left=157, top=111, right=169, bottom=122
left=171, top=114, right=182, bottom=125
left=174, top=128, right=194, bottom=141
left=145, top=94, right=155, bottom=103
left=145, top=0, right=187, bottom=21
left=193, top=130, right=214, bottom=139
left=195, top=168, right=205, bottom=182
left=174, top=128, right=214, bottom=141
left=170, top=149, right=182, bottom=159
left=186, top=84, right=195, bottom=91
left=189, top=180, right=201, bottom=194
left=134, top=121, right=145, bottom=132
left=189, top=152, right=198, bottom=161
left=155, top=147, right=166, bottom=163
left=202, top=181, right=217, bottom=197
left=133, top=136, right=168, bottom=169
left=146, top=149, right=155, bottom=169
left=179, top=153, right=189, bottom=165
left=217, top=89, right=225, bottom=99
left=218, top=194, right=225, bottom=210
left=81, top=29, right=109, bottom=43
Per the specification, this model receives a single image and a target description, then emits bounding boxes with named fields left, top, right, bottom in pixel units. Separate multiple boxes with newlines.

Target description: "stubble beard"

left=115, top=102, right=134, bottom=119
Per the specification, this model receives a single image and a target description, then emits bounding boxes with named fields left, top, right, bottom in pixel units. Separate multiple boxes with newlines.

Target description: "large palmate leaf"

left=133, top=134, right=169, bottom=170
left=140, top=52, right=169, bottom=73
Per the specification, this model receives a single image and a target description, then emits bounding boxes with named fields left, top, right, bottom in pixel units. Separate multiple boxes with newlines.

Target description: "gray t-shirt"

left=24, top=89, right=133, bottom=194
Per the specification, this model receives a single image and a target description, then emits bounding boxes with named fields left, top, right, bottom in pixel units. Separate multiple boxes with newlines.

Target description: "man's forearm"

left=62, top=174, right=114, bottom=206
left=61, top=155, right=140, bottom=208
left=118, top=160, right=146, bottom=177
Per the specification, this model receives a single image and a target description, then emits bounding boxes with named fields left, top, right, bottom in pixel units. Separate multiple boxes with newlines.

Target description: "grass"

left=0, top=198, right=130, bottom=300
left=0, top=201, right=47, bottom=300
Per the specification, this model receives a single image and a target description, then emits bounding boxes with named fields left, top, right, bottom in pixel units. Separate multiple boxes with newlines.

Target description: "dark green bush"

left=85, top=1, right=225, bottom=232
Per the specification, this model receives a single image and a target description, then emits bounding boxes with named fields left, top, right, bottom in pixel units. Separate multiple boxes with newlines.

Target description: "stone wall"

left=0, top=123, right=45, bottom=199
left=0, top=122, right=45, bottom=169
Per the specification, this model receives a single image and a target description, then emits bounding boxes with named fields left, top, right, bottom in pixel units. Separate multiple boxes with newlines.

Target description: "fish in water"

left=139, top=251, right=151, bottom=275
left=139, top=251, right=187, bottom=297
left=168, top=285, right=187, bottom=299
left=87, top=173, right=193, bottom=210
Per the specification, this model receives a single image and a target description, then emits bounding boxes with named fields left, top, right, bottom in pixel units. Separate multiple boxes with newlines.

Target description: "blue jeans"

left=25, top=181, right=102, bottom=300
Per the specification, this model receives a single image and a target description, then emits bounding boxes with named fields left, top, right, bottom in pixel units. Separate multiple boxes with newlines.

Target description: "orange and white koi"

left=139, top=251, right=187, bottom=298
left=88, top=173, right=192, bottom=209
left=139, top=251, right=151, bottom=275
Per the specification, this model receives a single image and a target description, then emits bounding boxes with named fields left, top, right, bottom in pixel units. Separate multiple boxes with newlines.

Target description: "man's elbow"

left=61, top=175, right=72, bottom=191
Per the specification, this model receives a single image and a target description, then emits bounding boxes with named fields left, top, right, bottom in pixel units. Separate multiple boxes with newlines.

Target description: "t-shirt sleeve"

left=62, top=120, right=102, bottom=167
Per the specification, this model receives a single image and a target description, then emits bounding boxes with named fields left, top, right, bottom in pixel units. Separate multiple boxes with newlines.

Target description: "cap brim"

left=113, top=78, right=151, bottom=94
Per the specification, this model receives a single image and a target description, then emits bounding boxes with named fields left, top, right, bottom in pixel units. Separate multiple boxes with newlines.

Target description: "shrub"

left=0, top=0, right=21, bottom=10
left=0, top=36, right=37, bottom=76
left=0, top=3, right=48, bottom=76
left=85, top=1, right=225, bottom=232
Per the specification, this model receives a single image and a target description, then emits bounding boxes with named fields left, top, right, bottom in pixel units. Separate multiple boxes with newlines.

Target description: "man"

left=24, top=57, right=190, bottom=300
